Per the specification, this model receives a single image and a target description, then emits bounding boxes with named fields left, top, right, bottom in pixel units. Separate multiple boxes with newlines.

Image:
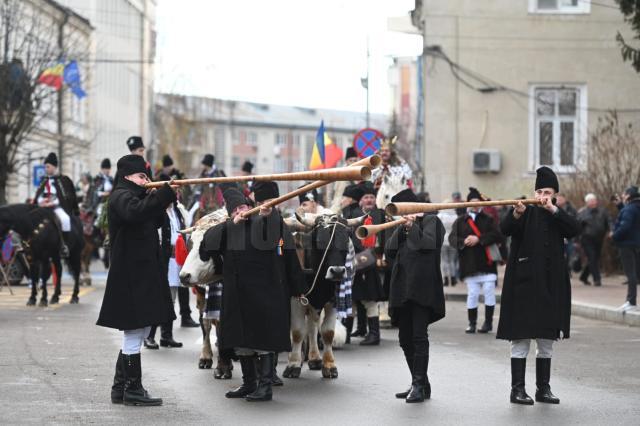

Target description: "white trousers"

left=54, top=207, right=71, bottom=232
left=362, top=300, right=379, bottom=317
left=510, top=339, right=554, bottom=359
left=465, top=274, right=497, bottom=309
left=122, top=326, right=151, bottom=355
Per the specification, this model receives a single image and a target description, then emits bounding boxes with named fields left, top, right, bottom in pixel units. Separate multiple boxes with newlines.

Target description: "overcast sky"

left=154, top=0, right=422, bottom=114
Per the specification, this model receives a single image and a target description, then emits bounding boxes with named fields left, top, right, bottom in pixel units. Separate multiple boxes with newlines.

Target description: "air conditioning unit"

left=472, top=150, right=501, bottom=173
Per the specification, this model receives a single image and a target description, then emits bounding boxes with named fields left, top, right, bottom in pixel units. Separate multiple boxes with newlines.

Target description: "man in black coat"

left=353, top=181, right=386, bottom=346
left=33, top=152, right=79, bottom=257
left=97, top=154, right=177, bottom=407
left=200, top=187, right=304, bottom=403
left=449, top=187, right=504, bottom=334
left=497, top=166, right=581, bottom=406
left=385, top=188, right=446, bottom=403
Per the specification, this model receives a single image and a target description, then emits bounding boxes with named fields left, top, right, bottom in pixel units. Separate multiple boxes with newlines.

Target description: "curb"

left=444, top=292, right=640, bottom=327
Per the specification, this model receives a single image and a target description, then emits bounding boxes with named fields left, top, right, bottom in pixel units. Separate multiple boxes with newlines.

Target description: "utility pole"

left=361, top=37, right=370, bottom=128
left=57, top=12, right=69, bottom=174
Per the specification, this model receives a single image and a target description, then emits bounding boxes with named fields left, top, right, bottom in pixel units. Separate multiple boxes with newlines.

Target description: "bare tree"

left=0, top=0, right=87, bottom=204
left=561, top=111, right=640, bottom=273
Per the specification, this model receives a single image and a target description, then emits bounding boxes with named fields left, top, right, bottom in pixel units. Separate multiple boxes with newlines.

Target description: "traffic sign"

left=33, top=165, right=45, bottom=187
left=353, top=128, right=384, bottom=158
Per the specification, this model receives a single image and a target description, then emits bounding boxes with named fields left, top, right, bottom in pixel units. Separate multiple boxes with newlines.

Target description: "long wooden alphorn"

left=385, top=199, right=542, bottom=216
left=355, top=217, right=407, bottom=239
left=145, top=166, right=371, bottom=189
left=241, top=155, right=381, bottom=218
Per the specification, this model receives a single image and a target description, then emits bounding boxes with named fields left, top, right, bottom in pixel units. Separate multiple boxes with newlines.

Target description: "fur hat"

left=223, top=188, right=249, bottom=215
left=44, top=152, right=58, bottom=167
left=241, top=160, right=254, bottom=174
left=117, top=154, right=148, bottom=177
left=252, top=181, right=279, bottom=202
left=391, top=188, right=418, bottom=203
left=201, top=154, right=214, bottom=167
left=535, top=166, right=559, bottom=193
left=126, top=136, right=144, bottom=151
left=298, top=186, right=319, bottom=204
left=345, top=147, right=358, bottom=160
left=467, top=187, right=482, bottom=202
left=359, top=181, right=376, bottom=196
left=343, top=184, right=364, bottom=202
left=100, top=158, right=111, bottom=169
left=162, top=155, right=174, bottom=168
left=624, top=185, right=640, bottom=199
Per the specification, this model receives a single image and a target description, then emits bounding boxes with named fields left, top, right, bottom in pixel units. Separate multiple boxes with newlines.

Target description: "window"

left=275, top=133, right=287, bottom=147
left=232, top=156, right=240, bottom=168
left=274, top=158, right=286, bottom=173
left=214, top=128, right=226, bottom=166
left=247, top=132, right=258, bottom=147
left=529, top=0, right=590, bottom=14
left=529, top=85, right=587, bottom=172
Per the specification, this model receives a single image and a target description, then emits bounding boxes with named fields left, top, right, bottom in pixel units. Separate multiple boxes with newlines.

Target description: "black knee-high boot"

left=478, top=305, right=494, bottom=333
left=343, top=317, right=353, bottom=344
left=510, top=358, right=534, bottom=405
left=351, top=302, right=367, bottom=337
left=465, top=308, right=478, bottom=333
left=395, top=352, right=413, bottom=399
left=406, top=355, right=428, bottom=403
left=123, top=353, right=162, bottom=406
left=535, top=358, right=560, bottom=404
left=144, top=326, right=159, bottom=349
left=246, top=353, right=274, bottom=402
left=111, top=351, right=125, bottom=404
left=225, top=356, right=257, bottom=398
left=272, top=352, right=283, bottom=386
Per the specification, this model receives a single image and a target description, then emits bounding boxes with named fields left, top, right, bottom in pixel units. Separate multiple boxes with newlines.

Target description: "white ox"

left=179, top=209, right=350, bottom=381
left=179, top=208, right=227, bottom=372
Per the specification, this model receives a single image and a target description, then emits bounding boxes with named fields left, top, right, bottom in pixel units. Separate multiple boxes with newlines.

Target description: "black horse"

left=0, top=204, right=84, bottom=306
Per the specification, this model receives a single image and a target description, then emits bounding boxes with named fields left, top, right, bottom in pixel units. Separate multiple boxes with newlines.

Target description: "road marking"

left=0, top=285, right=94, bottom=310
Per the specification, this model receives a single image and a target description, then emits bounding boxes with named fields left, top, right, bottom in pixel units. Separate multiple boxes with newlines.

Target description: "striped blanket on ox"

left=335, top=239, right=355, bottom=319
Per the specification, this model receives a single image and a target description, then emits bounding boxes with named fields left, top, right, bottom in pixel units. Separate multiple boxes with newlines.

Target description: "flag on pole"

left=309, top=120, right=343, bottom=170
left=38, top=63, right=64, bottom=89
left=63, top=60, right=86, bottom=99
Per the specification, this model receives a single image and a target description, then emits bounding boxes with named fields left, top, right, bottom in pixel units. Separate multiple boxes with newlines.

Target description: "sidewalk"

left=444, top=267, right=640, bottom=327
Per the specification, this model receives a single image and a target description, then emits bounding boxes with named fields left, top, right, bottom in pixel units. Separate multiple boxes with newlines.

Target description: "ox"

left=282, top=212, right=362, bottom=379
left=177, top=208, right=234, bottom=379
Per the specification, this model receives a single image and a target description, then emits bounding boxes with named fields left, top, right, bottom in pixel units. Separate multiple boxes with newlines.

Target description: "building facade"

left=390, top=0, right=640, bottom=201
left=5, top=0, right=93, bottom=203
left=56, top=0, right=157, bottom=172
left=154, top=93, right=387, bottom=206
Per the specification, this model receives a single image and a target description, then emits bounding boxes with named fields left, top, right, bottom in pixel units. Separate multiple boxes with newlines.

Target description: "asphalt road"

left=1, top=277, right=639, bottom=425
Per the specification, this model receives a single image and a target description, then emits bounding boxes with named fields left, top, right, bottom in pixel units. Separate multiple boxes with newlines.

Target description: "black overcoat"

left=385, top=215, right=446, bottom=325
left=449, top=211, right=504, bottom=279
left=96, top=179, right=177, bottom=330
left=496, top=206, right=581, bottom=341
left=353, top=207, right=386, bottom=302
left=201, top=210, right=305, bottom=353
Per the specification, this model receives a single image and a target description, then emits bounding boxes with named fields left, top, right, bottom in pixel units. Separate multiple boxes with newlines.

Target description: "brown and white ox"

left=283, top=212, right=361, bottom=380
left=177, top=208, right=231, bottom=378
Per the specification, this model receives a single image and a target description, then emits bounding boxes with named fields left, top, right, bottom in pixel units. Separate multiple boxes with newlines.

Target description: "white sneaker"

left=618, top=301, right=633, bottom=312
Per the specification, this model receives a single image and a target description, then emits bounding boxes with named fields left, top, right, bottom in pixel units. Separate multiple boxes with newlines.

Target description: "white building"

left=55, top=0, right=156, bottom=171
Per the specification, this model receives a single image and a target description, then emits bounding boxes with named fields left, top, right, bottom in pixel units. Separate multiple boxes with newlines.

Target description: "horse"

left=0, top=204, right=84, bottom=306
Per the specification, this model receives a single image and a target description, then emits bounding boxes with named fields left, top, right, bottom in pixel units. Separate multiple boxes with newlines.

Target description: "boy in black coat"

left=385, top=188, right=446, bottom=403
left=97, top=154, right=177, bottom=407
left=497, top=166, right=580, bottom=406
left=449, top=187, right=504, bottom=334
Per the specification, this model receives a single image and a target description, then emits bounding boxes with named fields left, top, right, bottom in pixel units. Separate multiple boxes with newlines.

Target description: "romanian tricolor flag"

left=308, top=120, right=343, bottom=170
left=38, top=63, right=65, bottom=90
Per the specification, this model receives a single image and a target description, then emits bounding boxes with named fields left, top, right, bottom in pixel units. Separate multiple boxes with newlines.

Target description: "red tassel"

left=175, top=234, right=189, bottom=266
left=362, top=215, right=376, bottom=248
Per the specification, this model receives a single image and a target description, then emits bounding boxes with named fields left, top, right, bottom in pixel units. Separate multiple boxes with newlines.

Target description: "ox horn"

left=345, top=214, right=367, bottom=227
left=283, top=217, right=310, bottom=232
